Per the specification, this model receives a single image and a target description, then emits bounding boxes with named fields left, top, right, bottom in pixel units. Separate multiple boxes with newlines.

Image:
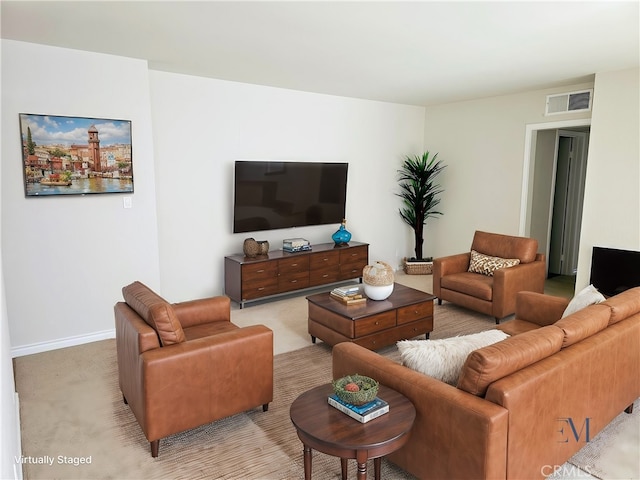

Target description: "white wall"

left=1, top=40, right=425, bottom=353
left=422, top=82, right=594, bottom=257
left=1, top=41, right=161, bottom=355
left=576, top=68, right=640, bottom=289
left=149, top=71, right=425, bottom=301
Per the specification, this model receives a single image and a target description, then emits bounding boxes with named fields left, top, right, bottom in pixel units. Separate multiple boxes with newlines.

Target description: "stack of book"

left=283, top=238, right=311, bottom=253
left=328, top=394, right=389, bottom=423
left=330, top=285, right=365, bottom=305
left=331, top=285, right=361, bottom=297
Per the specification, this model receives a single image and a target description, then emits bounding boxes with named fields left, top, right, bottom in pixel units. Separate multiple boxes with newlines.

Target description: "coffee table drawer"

left=397, top=301, right=434, bottom=325
left=355, top=318, right=432, bottom=350
left=354, top=311, right=396, bottom=337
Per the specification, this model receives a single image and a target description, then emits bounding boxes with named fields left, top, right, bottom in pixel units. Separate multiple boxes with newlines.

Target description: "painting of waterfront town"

left=20, top=113, right=133, bottom=196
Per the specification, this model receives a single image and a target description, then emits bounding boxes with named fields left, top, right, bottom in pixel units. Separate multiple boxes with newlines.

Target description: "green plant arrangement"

left=397, top=151, right=446, bottom=263
left=332, top=374, right=379, bottom=405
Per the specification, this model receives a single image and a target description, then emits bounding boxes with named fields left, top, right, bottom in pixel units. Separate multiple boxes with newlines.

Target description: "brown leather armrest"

left=433, top=252, right=471, bottom=297
left=515, top=291, right=569, bottom=326
left=492, top=259, right=546, bottom=318
left=172, top=296, right=231, bottom=327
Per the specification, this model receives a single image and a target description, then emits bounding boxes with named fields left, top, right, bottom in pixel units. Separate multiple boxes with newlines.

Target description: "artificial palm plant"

left=397, top=151, right=446, bottom=261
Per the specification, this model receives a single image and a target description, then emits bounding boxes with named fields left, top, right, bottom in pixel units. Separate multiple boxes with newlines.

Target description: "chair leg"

left=495, top=317, right=500, bottom=325
left=263, top=403, right=269, bottom=412
left=150, top=440, right=160, bottom=458
left=437, top=298, right=442, bottom=305
left=625, top=403, right=634, bottom=414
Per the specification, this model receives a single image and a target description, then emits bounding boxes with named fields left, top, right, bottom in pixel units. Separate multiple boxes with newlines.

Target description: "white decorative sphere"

left=363, top=283, right=394, bottom=301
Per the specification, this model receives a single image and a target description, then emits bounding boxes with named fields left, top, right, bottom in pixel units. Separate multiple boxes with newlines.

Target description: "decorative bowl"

left=332, top=374, right=379, bottom=406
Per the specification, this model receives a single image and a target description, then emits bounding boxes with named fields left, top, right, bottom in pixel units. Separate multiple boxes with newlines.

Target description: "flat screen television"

left=590, top=246, right=640, bottom=297
left=233, top=161, right=348, bottom=233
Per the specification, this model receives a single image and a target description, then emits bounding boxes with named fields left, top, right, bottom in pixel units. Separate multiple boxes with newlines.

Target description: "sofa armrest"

left=433, top=252, right=471, bottom=297
left=141, top=324, right=273, bottom=441
left=515, top=291, right=569, bottom=326
left=332, top=342, right=508, bottom=480
left=172, top=295, right=231, bottom=327
left=492, top=258, right=546, bottom=319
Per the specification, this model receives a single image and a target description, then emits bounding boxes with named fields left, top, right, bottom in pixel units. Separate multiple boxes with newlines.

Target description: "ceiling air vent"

left=545, top=89, right=593, bottom=115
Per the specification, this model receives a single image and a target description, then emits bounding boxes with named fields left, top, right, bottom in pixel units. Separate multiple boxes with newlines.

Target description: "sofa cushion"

left=457, top=325, right=564, bottom=396
left=602, top=286, right=640, bottom=325
left=468, top=250, right=520, bottom=277
left=554, top=304, right=610, bottom=347
left=441, top=271, right=493, bottom=301
left=122, top=281, right=186, bottom=346
left=561, top=284, right=606, bottom=318
left=397, top=330, right=509, bottom=385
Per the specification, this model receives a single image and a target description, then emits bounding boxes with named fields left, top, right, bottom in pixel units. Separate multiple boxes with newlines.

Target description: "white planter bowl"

left=363, top=283, right=394, bottom=301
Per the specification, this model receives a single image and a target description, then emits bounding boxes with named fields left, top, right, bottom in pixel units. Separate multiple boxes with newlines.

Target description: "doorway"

left=520, top=119, right=591, bottom=294
left=548, top=130, right=589, bottom=276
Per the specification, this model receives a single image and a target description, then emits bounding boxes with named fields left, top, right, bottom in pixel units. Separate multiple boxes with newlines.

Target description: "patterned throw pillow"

left=468, top=249, right=520, bottom=276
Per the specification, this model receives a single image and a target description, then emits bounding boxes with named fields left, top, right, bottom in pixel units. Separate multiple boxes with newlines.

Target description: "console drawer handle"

left=291, top=280, right=298, bottom=283
left=375, top=321, right=379, bottom=325
left=258, top=287, right=265, bottom=291
left=257, top=269, right=265, bottom=273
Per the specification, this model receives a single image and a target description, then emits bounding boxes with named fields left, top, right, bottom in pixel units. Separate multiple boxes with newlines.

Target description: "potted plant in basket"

left=397, top=151, right=446, bottom=274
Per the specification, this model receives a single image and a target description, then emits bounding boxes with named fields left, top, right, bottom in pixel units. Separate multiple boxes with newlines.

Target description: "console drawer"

left=309, top=268, right=340, bottom=286
left=309, top=251, right=340, bottom=269
left=278, top=270, right=310, bottom=293
left=242, top=261, right=277, bottom=281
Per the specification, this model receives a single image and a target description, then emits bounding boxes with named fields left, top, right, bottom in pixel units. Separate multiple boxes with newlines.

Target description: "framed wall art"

left=20, top=113, right=133, bottom=197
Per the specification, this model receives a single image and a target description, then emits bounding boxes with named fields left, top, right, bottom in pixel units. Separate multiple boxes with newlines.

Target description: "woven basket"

left=404, top=260, right=433, bottom=275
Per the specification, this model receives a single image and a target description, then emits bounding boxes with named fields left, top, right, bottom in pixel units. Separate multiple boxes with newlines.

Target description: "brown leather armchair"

left=114, top=281, right=273, bottom=457
left=433, top=231, right=546, bottom=323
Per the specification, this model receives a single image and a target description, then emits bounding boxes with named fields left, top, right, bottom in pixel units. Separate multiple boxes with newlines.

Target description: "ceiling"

left=2, top=1, right=639, bottom=107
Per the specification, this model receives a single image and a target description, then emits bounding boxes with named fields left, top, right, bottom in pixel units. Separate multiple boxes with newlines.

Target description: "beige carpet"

left=14, top=297, right=638, bottom=479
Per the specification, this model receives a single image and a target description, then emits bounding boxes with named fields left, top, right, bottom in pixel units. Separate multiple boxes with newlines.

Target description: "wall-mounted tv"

left=590, top=246, right=640, bottom=297
left=233, top=161, right=348, bottom=233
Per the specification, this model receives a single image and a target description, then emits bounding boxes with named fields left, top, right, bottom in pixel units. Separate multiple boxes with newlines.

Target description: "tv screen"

left=233, top=161, right=348, bottom=233
left=590, top=246, right=640, bottom=297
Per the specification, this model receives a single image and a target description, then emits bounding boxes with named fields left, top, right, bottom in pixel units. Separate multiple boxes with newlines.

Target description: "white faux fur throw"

left=397, top=329, right=510, bottom=385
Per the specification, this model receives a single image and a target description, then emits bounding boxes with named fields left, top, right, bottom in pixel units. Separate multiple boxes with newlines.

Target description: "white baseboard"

left=14, top=392, right=23, bottom=480
left=11, top=329, right=115, bottom=358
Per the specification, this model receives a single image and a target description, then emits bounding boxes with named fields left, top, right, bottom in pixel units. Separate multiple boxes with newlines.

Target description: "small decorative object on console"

left=257, top=240, right=269, bottom=255
left=363, top=261, right=395, bottom=300
left=332, top=219, right=352, bottom=246
left=332, top=374, right=378, bottom=405
left=283, top=238, right=311, bottom=253
left=243, top=238, right=260, bottom=257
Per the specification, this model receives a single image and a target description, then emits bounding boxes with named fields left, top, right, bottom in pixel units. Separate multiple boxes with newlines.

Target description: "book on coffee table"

left=327, top=394, right=389, bottom=423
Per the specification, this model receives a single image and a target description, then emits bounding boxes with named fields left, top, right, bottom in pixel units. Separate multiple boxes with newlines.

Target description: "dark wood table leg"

left=303, top=444, right=312, bottom=480
left=356, top=450, right=368, bottom=480
left=341, top=458, right=348, bottom=480
left=374, top=457, right=382, bottom=480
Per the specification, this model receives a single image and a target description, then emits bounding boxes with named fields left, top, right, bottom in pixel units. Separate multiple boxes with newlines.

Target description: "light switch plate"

left=123, top=197, right=132, bottom=209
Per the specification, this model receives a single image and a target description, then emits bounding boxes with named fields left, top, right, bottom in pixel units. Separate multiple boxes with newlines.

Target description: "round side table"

left=290, top=383, right=416, bottom=480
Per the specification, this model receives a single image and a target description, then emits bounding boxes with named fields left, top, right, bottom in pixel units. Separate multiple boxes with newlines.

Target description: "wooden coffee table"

left=290, top=383, right=416, bottom=480
left=307, top=283, right=435, bottom=350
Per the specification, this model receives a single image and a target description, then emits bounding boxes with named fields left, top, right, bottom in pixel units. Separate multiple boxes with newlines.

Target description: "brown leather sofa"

left=332, top=287, right=640, bottom=479
left=114, top=281, right=273, bottom=457
left=433, top=230, right=546, bottom=323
